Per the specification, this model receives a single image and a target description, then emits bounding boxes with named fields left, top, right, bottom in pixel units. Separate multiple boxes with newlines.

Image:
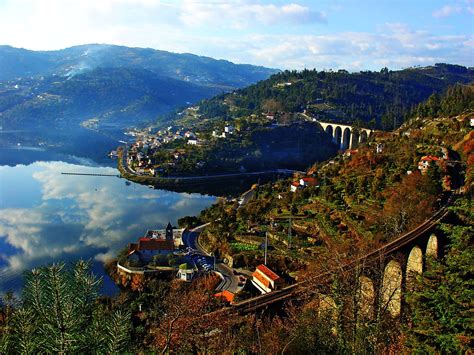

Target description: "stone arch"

left=359, top=130, right=368, bottom=144
left=426, top=234, right=438, bottom=258
left=351, top=129, right=360, bottom=149
left=381, top=260, right=402, bottom=317
left=357, top=276, right=374, bottom=319
left=406, top=246, right=423, bottom=291
left=334, top=126, right=343, bottom=149
left=325, top=125, right=334, bottom=137
left=342, top=127, right=351, bottom=150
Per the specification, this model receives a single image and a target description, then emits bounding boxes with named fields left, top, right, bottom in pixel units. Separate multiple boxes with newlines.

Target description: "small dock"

left=61, top=172, right=120, bottom=177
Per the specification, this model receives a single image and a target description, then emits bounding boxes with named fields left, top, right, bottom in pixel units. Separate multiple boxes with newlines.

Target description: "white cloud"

left=178, top=0, right=326, bottom=28
left=0, top=1, right=471, bottom=72
left=210, top=23, right=473, bottom=70
left=433, top=4, right=463, bottom=18
left=0, top=161, right=215, bottom=291
left=432, top=1, right=474, bottom=17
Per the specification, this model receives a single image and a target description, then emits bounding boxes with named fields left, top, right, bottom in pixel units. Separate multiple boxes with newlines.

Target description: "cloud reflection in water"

left=0, top=161, right=216, bottom=293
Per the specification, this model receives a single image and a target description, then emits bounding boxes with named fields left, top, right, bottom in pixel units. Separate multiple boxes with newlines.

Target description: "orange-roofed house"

left=251, top=264, right=285, bottom=294
left=418, top=155, right=440, bottom=174
left=290, top=181, right=301, bottom=192
left=215, top=290, right=235, bottom=303
left=299, top=177, right=319, bottom=187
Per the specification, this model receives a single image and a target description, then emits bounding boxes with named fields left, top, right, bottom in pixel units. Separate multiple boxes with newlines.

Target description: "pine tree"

left=0, top=260, right=131, bottom=353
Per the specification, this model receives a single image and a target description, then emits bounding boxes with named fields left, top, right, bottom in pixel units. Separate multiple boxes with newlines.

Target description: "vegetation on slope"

left=405, top=198, right=473, bottom=353
left=151, top=120, right=337, bottom=175
left=0, top=79, right=472, bottom=354
left=195, top=64, right=473, bottom=130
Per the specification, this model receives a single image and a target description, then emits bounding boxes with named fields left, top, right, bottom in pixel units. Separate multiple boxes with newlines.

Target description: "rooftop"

left=256, top=264, right=280, bottom=281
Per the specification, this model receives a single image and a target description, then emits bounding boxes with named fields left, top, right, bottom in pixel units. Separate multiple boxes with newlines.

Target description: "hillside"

left=123, top=79, right=473, bottom=180
left=0, top=44, right=278, bottom=160
left=193, top=86, right=473, bottom=267
left=0, top=67, right=222, bottom=129
left=0, top=44, right=278, bottom=88
left=152, top=121, right=337, bottom=175
left=193, top=64, right=473, bottom=130
left=2, top=86, right=472, bottom=354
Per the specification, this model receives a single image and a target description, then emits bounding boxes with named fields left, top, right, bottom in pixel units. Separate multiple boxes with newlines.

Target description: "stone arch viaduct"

left=231, top=193, right=456, bottom=320
left=317, top=120, right=373, bottom=150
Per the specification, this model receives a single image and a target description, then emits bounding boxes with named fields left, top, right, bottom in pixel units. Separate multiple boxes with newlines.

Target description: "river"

left=0, top=147, right=216, bottom=295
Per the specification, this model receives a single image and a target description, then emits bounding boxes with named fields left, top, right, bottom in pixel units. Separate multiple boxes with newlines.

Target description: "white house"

left=290, top=181, right=300, bottom=192
left=376, top=143, right=384, bottom=154
left=251, top=264, right=284, bottom=294
left=177, top=264, right=195, bottom=282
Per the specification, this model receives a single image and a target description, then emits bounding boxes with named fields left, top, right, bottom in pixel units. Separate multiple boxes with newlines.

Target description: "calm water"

left=0, top=149, right=216, bottom=295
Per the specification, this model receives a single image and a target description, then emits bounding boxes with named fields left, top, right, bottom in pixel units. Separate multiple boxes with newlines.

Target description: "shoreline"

left=117, top=147, right=300, bottom=188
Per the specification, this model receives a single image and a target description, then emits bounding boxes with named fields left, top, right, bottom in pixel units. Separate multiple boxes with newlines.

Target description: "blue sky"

left=0, top=0, right=472, bottom=70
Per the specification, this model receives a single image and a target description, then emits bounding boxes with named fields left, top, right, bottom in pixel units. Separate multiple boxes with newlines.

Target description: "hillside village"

left=2, top=62, right=472, bottom=353
left=113, top=98, right=473, bottom=307
left=123, top=106, right=340, bottom=177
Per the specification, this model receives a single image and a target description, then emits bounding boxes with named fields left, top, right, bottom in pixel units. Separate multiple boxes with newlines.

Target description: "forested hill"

left=0, top=44, right=278, bottom=88
left=0, top=67, right=223, bottom=129
left=0, top=44, right=279, bottom=161
left=197, top=63, right=474, bottom=130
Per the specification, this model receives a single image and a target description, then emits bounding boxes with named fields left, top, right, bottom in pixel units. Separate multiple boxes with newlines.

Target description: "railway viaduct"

left=231, top=193, right=456, bottom=319
left=316, top=120, right=373, bottom=150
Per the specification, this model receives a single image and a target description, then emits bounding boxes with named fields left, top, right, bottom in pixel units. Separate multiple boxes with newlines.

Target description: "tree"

left=381, top=171, right=436, bottom=239
left=404, top=198, right=473, bottom=352
left=148, top=278, right=231, bottom=353
left=0, top=261, right=131, bottom=353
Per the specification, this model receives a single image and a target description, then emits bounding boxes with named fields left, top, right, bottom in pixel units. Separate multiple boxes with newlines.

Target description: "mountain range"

left=0, top=44, right=278, bottom=160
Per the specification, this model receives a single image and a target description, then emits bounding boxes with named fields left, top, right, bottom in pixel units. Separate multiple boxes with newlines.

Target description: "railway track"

left=230, top=193, right=456, bottom=314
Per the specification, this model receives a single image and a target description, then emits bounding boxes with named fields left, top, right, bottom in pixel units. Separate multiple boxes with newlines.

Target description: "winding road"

left=182, top=225, right=242, bottom=294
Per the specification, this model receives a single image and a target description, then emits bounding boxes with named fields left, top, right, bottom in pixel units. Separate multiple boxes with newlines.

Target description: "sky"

left=0, top=0, right=472, bottom=70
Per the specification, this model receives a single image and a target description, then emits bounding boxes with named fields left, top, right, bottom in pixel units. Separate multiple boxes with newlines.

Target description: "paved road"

left=121, top=147, right=302, bottom=180
left=238, top=188, right=255, bottom=208
left=215, top=263, right=243, bottom=293
left=182, top=226, right=243, bottom=293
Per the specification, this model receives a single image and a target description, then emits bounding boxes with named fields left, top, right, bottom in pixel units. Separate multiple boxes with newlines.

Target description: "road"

left=121, top=147, right=302, bottom=181
left=238, top=188, right=255, bottom=208
left=182, top=225, right=243, bottom=294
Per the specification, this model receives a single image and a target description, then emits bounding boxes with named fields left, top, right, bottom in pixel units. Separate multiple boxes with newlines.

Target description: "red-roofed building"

left=290, top=181, right=301, bottom=192
left=299, top=177, right=319, bottom=187
left=418, top=155, right=440, bottom=174
left=291, top=176, right=319, bottom=192
left=215, top=290, right=235, bottom=303
left=344, top=149, right=359, bottom=157
left=126, top=224, right=176, bottom=263
left=251, top=264, right=284, bottom=294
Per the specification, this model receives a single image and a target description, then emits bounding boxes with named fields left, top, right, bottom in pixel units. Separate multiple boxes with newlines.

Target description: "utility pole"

left=264, top=232, right=268, bottom=265
left=288, top=217, right=292, bottom=249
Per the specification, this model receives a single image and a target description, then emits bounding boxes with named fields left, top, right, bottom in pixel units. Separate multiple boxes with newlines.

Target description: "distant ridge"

left=0, top=44, right=279, bottom=88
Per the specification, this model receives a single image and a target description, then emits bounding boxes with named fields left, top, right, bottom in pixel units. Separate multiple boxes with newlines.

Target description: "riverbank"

left=117, top=147, right=298, bottom=195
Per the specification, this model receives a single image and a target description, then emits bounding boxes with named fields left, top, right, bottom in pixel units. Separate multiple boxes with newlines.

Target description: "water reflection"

left=0, top=161, right=216, bottom=294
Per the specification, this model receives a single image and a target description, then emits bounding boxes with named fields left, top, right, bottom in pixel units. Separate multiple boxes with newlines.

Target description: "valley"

left=0, top=44, right=472, bottom=354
